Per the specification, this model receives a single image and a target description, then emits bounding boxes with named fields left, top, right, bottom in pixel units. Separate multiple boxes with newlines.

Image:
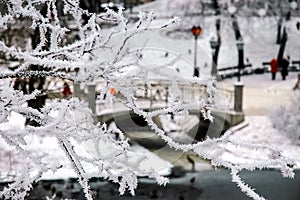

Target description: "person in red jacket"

left=270, top=58, right=278, bottom=80
left=62, top=82, right=72, bottom=98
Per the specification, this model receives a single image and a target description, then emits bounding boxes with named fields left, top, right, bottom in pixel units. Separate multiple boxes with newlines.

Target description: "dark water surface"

left=2, top=169, right=299, bottom=200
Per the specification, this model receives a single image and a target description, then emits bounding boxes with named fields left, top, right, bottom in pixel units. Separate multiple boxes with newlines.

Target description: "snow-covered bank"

left=225, top=115, right=300, bottom=168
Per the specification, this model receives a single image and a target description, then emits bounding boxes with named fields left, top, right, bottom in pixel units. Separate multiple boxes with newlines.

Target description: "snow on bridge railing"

left=215, top=87, right=234, bottom=110
left=128, top=79, right=210, bottom=107
left=96, top=78, right=234, bottom=112
left=75, top=79, right=235, bottom=114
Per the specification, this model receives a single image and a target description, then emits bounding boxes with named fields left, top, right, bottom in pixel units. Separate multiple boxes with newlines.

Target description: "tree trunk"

left=277, top=27, right=288, bottom=64
left=232, top=16, right=244, bottom=81
left=96, top=0, right=101, bottom=13
left=211, top=18, right=221, bottom=77
left=90, top=0, right=96, bottom=13
left=123, top=0, right=128, bottom=9
left=213, top=37, right=220, bottom=67
left=276, top=18, right=282, bottom=44
left=214, top=18, right=221, bottom=66
left=232, top=16, right=242, bottom=40
left=212, top=0, right=220, bottom=15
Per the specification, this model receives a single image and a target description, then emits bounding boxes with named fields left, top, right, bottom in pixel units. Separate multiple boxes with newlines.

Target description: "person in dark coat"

left=270, top=58, right=278, bottom=80
left=281, top=57, right=289, bottom=80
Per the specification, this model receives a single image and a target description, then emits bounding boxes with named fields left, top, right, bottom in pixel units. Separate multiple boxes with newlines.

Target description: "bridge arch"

left=97, top=108, right=234, bottom=143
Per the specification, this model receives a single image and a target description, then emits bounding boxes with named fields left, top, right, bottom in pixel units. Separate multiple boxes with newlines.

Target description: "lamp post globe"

left=290, top=1, right=297, bottom=10
left=191, top=26, right=202, bottom=38
left=210, top=37, right=218, bottom=49
left=236, top=38, right=244, bottom=50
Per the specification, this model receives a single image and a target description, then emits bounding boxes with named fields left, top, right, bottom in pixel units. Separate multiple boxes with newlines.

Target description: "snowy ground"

left=220, top=71, right=299, bottom=116
left=0, top=112, right=173, bottom=180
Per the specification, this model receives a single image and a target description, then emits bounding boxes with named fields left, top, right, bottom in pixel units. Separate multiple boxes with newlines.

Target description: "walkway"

left=219, top=71, right=299, bottom=116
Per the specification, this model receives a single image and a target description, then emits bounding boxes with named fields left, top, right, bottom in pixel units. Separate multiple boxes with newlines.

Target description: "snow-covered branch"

left=0, top=1, right=296, bottom=200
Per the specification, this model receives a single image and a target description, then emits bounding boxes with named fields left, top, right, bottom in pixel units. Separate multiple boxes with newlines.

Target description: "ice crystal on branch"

left=0, top=1, right=296, bottom=200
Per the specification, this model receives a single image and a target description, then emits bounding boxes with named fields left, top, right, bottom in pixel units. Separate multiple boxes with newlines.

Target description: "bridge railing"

left=215, top=87, right=234, bottom=110
left=76, top=79, right=235, bottom=114
left=129, top=79, right=210, bottom=108
left=130, top=80, right=235, bottom=110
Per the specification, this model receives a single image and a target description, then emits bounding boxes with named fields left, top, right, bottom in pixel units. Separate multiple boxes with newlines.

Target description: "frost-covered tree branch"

left=0, top=1, right=296, bottom=200
left=270, top=91, right=300, bottom=145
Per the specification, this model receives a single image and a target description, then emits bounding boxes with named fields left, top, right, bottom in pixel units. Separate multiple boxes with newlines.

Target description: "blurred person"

left=270, top=58, right=278, bottom=80
left=62, top=82, right=72, bottom=98
left=281, top=57, right=289, bottom=81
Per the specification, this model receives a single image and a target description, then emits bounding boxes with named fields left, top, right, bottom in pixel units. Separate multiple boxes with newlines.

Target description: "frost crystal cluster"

left=271, top=91, right=300, bottom=144
left=0, top=1, right=295, bottom=200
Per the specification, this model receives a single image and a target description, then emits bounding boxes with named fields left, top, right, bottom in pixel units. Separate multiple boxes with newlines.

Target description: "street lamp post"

left=236, top=37, right=244, bottom=82
left=191, top=26, right=202, bottom=77
left=210, top=36, right=218, bottom=78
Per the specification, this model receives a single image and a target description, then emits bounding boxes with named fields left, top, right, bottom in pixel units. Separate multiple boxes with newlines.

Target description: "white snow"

left=0, top=111, right=173, bottom=180
left=218, top=71, right=300, bottom=168
left=225, top=115, right=300, bottom=166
